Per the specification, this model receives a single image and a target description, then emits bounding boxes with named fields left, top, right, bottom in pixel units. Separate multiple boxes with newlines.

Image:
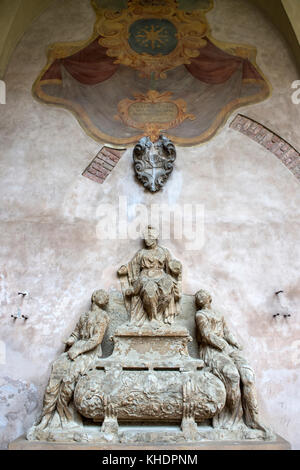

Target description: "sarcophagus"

left=74, top=325, right=226, bottom=423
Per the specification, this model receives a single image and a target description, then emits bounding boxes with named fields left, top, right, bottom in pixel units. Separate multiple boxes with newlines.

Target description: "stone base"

left=9, top=434, right=290, bottom=450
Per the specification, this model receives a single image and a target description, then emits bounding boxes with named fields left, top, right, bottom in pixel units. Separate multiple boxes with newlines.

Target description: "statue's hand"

left=216, top=338, right=229, bottom=352
left=68, top=345, right=81, bottom=361
left=118, top=265, right=128, bottom=276
left=125, top=287, right=134, bottom=297
left=64, top=337, right=75, bottom=347
left=228, top=339, right=243, bottom=350
left=68, top=349, right=77, bottom=361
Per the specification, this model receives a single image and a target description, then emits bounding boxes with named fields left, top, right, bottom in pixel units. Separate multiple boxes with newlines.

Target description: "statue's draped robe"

left=42, top=310, right=109, bottom=423
left=196, top=309, right=259, bottom=430
left=123, top=246, right=181, bottom=325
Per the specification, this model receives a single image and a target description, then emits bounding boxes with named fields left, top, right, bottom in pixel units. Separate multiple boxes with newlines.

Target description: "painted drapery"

left=33, top=0, right=270, bottom=146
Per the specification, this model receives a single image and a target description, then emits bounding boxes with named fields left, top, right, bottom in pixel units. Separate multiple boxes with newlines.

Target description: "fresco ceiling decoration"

left=33, top=0, right=271, bottom=146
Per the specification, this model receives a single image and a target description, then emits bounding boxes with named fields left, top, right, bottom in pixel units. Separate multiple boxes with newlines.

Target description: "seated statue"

left=118, top=226, right=182, bottom=326
left=28, top=290, right=109, bottom=435
left=195, top=289, right=271, bottom=438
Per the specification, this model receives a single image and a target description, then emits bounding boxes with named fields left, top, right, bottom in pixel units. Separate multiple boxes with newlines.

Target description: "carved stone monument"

left=133, top=136, right=176, bottom=192
left=25, top=227, right=277, bottom=447
left=195, top=289, right=273, bottom=440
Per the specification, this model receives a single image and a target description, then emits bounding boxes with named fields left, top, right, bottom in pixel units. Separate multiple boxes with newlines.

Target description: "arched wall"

left=0, top=0, right=299, bottom=78
left=250, top=0, right=300, bottom=72
left=282, top=0, right=300, bottom=43
left=0, top=0, right=299, bottom=449
left=0, top=0, right=54, bottom=78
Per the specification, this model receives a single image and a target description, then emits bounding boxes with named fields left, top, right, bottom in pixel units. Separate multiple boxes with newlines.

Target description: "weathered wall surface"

left=0, top=0, right=54, bottom=79
left=249, top=0, right=300, bottom=72
left=0, top=0, right=299, bottom=449
left=282, top=0, right=300, bottom=43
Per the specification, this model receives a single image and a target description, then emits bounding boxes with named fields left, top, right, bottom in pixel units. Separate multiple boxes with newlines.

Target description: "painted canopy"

left=33, top=0, right=270, bottom=146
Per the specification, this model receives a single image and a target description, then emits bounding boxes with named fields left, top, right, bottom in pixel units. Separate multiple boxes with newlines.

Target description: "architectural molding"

left=82, top=146, right=126, bottom=184
left=230, top=114, right=300, bottom=181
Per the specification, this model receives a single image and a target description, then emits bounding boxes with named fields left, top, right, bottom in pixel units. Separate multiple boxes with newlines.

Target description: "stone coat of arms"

left=133, top=135, right=176, bottom=192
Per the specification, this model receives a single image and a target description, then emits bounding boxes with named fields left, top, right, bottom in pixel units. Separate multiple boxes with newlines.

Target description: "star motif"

left=136, top=25, right=170, bottom=50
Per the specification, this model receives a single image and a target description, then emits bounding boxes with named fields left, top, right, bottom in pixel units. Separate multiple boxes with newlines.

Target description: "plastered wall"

left=0, top=0, right=299, bottom=449
left=282, top=0, right=300, bottom=43
left=0, top=0, right=54, bottom=78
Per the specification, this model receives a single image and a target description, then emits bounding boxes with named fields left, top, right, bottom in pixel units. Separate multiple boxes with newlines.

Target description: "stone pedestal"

left=9, top=434, right=291, bottom=450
